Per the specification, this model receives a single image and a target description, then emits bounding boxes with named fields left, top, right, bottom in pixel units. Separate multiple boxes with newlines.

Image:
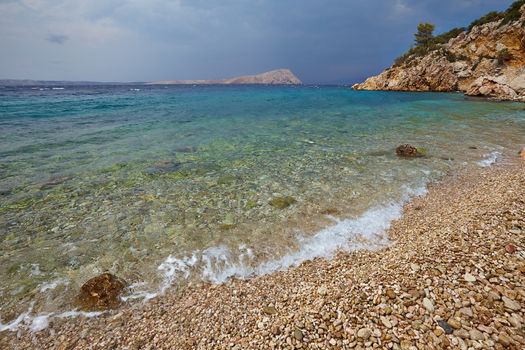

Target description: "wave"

left=2, top=184, right=427, bottom=333
left=477, top=151, right=501, bottom=167
left=125, top=184, right=427, bottom=301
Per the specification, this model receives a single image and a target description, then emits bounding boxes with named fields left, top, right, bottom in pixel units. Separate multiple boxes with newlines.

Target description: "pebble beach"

left=2, top=156, right=524, bottom=349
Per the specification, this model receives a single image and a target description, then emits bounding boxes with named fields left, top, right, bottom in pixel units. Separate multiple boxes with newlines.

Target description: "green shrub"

left=500, top=0, right=525, bottom=26
left=468, top=11, right=504, bottom=30
left=433, top=27, right=465, bottom=45
left=393, top=44, right=436, bottom=67
left=497, top=48, right=513, bottom=64
left=443, top=50, right=469, bottom=63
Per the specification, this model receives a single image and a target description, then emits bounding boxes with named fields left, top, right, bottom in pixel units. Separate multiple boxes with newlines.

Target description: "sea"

left=1, top=84, right=524, bottom=332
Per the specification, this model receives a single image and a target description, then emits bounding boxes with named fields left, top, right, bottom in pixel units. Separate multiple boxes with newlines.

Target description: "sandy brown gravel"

left=2, top=159, right=525, bottom=350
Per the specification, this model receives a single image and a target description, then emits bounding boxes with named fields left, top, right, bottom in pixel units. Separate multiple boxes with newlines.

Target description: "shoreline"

left=351, top=88, right=525, bottom=103
left=2, top=157, right=525, bottom=349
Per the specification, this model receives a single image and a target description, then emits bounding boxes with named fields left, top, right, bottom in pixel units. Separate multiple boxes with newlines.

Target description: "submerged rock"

left=269, top=196, right=297, bottom=209
left=39, top=176, right=70, bottom=190
left=174, top=145, right=197, bottom=153
left=519, top=148, right=525, bottom=159
left=145, top=160, right=181, bottom=175
left=395, top=144, right=424, bottom=157
left=77, top=273, right=127, bottom=311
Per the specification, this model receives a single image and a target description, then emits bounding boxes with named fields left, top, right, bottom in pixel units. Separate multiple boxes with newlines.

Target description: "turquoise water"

left=1, top=85, right=524, bottom=328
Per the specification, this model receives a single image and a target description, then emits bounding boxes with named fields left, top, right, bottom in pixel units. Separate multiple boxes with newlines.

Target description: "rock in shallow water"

left=145, top=160, right=181, bottom=175
left=77, top=273, right=127, bottom=311
left=395, top=144, right=425, bottom=157
left=39, top=176, right=70, bottom=190
left=269, top=196, right=297, bottom=209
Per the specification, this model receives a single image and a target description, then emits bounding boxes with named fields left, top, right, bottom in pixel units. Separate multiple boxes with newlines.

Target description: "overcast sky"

left=0, top=0, right=515, bottom=84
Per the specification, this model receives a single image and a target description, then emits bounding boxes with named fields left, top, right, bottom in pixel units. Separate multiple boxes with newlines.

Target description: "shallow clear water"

left=1, top=85, right=524, bottom=328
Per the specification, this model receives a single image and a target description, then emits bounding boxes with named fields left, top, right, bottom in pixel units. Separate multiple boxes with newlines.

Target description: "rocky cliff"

left=149, top=69, right=302, bottom=85
left=353, top=3, right=525, bottom=101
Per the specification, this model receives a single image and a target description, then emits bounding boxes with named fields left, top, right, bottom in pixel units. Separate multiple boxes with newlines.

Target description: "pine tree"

left=414, top=23, right=435, bottom=47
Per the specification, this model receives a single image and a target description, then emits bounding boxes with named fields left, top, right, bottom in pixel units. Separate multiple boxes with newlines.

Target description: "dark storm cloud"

left=47, top=33, right=68, bottom=44
left=0, top=0, right=517, bottom=82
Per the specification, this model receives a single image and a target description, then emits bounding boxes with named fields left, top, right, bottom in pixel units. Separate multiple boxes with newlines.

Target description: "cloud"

left=0, top=0, right=517, bottom=82
left=46, top=33, right=68, bottom=44
left=390, top=0, right=415, bottom=20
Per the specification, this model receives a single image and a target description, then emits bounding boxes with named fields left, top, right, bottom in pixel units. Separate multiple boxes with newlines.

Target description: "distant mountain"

left=148, top=69, right=302, bottom=85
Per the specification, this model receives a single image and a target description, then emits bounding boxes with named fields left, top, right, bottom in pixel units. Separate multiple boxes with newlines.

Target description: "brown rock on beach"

left=76, top=273, right=127, bottom=311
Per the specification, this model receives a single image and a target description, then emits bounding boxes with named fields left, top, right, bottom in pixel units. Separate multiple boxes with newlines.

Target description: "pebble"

left=262, top=306, right=277, bottom=315
left=463, top=273, right=476, bottom=282
left=498, top=333, right=512, bottom=346
left=454, top=329, right=469, bottom=339
left=294, top=329, right=304, bottom=342
left=423, top=298, right=434, bottom=312
left=380, top=316, right=392, bottom=328
left=507, top=315, right=522, bottom=328
left=357, top=328, right=372, bottom=340
left=459, top=307, right=473, bottom=317
left=502, top=296, right=521, bottom=311
left=317, top=286, right=328, bottom=296
left=437, top=320, right=454, bottom=334
left=469, top=329, right=484, bottom=341
left=448, top=319, right=461, bottom=330
left=505, top=243, right=517, bottom=253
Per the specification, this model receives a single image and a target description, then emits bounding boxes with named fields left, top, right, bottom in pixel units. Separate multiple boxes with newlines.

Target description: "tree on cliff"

left=414, top=23, right=435, bottom=47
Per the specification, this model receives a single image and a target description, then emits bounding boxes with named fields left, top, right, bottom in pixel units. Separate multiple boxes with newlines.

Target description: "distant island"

left=353, top=1, right=525, bottom=102
left=0, top=69, right=302, bottom=87
left=0, top=79, right=140, bottom=87
left=147, top=69, right=302, bottom=85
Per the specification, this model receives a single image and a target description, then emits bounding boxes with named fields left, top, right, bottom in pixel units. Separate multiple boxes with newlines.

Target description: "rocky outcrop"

left=149, top=69, right=302, bottom=85
left=353, top=4, right=525, bottom=102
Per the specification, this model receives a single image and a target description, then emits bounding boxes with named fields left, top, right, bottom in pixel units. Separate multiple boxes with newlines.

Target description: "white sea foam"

left=1, top=306, right=104, bottom=333
left=30, top=264, right=42, bottom=276
left=39, top=278, right=69, bottom=292
left=478, top=151, right=501, bottom=167
left=123, top=184, right=427, bottom=301
left=30, top=314, right=51, bottom=332
left=0, top=303, right=33, bottom=332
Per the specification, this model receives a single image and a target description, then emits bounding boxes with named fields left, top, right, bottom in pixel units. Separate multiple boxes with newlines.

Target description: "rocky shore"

left=353, top=2, right=525, bottom=102
left=2, top=158, right=525, bottom=349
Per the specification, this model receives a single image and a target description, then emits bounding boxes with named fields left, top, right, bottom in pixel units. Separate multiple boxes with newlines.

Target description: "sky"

left=0, top=0, right=516, bottom=84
